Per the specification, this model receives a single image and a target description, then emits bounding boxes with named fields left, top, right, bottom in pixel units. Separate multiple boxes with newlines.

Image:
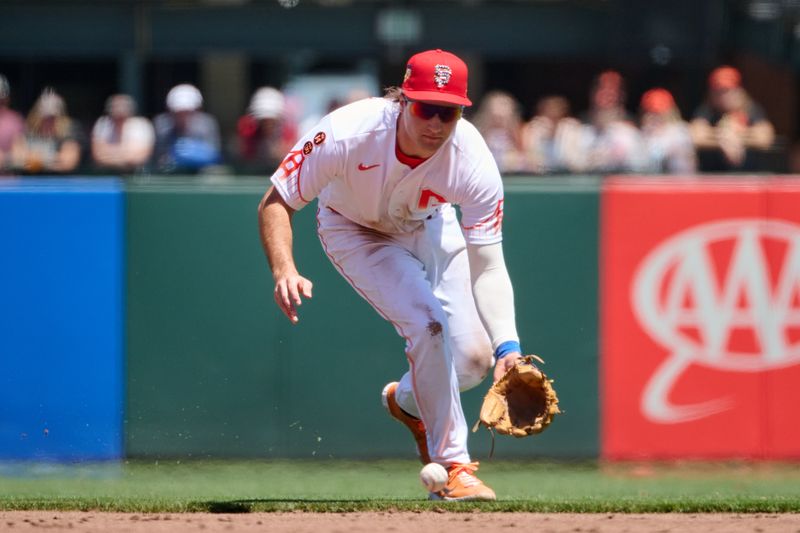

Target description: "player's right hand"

left=273, top=272, right=313, bottom=324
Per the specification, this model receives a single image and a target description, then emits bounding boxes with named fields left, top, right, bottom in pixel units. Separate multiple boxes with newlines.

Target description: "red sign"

left=601, top=177, right=800, bottom=459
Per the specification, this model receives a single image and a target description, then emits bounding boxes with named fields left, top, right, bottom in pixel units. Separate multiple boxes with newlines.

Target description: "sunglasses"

left=405, top=99, right=463, bottom=123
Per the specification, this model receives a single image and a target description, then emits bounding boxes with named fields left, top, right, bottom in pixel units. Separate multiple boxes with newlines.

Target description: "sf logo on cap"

left=434, top=64, right=452, bottom=88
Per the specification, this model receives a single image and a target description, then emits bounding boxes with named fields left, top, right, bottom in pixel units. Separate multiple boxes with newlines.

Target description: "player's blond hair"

left=383, top=86, right=404, bottom=102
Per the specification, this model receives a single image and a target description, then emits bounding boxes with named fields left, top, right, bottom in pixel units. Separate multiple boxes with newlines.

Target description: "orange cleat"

left=381, top=382, right=431, bottom=464
left=429, top=462, right=496, bottom=501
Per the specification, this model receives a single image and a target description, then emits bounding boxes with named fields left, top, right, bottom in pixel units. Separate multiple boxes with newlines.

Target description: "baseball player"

left=258, top=49, right=523, bottom=501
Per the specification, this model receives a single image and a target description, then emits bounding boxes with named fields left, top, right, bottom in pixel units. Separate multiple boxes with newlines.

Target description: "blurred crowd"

left=0, top=78, right=299, bottom=177
left=473, top=66, right=776, bottom=176
left=0, top=66, right=779, bottom=177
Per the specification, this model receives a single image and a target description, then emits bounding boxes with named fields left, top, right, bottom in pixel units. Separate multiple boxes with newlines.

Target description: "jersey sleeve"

left=458, top=152, right=505, bottom=245
left=269, top=115, right=340, bottom=211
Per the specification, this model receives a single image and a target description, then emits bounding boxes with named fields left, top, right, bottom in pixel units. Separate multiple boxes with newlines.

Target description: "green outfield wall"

left=125, top=176, right=600, bottom=459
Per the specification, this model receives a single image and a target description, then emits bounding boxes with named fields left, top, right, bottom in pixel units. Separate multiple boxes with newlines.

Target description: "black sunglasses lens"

left=413, top=102, right=460, bottom=122
left=436, top=106, right=459, bottom=121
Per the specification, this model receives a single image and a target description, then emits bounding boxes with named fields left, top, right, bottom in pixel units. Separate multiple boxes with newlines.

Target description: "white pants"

left=317, top=204, right=494, bottom=465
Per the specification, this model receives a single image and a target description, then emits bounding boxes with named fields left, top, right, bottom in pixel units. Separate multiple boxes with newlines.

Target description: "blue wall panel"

left=0, top=178, right=124, bottom=460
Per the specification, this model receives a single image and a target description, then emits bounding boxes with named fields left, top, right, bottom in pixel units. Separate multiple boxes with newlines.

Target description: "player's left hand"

left=476, top=354, right=560, bottom=438
left=493, top=352, right=522, bottom=383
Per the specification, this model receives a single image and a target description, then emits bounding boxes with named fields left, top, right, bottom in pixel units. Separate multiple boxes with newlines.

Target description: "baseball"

left=419, top=462, right=448, bottom=492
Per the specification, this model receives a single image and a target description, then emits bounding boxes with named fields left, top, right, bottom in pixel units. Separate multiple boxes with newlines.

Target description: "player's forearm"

left=467, top=242, right=520, bottom=350
left=258, top=186, right=298, bottom=278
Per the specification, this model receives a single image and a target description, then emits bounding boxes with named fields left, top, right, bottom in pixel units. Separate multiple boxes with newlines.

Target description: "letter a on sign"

left=601, top=177, right=800, bottom=460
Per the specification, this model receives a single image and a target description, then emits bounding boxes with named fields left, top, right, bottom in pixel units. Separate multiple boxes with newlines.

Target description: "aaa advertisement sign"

left=601, top=178, right=800, bottom=459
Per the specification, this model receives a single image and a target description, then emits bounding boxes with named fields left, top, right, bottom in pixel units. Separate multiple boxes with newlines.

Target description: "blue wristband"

left=494, top=340, right=521, bottom=360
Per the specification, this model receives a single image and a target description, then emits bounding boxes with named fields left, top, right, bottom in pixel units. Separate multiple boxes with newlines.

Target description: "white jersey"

left=270, top=97, right=504, bottom=245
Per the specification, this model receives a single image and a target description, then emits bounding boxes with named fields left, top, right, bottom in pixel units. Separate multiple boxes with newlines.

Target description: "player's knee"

left=457, top=351, right=494, bottom=391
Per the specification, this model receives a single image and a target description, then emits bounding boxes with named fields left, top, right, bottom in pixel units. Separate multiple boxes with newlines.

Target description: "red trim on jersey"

left=418, top=188, right=447, bottom=210
left=297, top=162, right=309, bottom=204
left=317, top=206, right=435, bottom=437
left=407, top=356, right=426, bottom=442
left=277, top=149, right=310, bottom=204
left=316, top=207, right=414, bottom=352
left=278, top=149, right=304, bottom=178
left=395, top=140, right=428, bottom=169
left=461, top=198, right=504, bottom=233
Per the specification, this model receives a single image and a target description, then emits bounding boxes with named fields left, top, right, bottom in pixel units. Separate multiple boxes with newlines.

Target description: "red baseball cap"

left=401, top=49, right=472, bottom=107
left=709, top=66, right=741, bottom=90
left=640, top=88, right=676, bottom=114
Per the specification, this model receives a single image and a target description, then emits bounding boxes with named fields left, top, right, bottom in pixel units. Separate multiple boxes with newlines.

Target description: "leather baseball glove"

left=473, top=355, right=560, bottom=438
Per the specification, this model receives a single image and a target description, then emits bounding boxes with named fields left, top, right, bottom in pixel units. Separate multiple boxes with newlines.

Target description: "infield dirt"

left=1, top=511, right=798, bottom=532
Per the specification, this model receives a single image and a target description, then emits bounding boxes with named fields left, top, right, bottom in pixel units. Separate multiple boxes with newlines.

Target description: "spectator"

left=520, top=95, right=583, bottom=174
left=153, top=84, right=221, bottom=174
left=235, top=87, right=297, bottom=174
left=638, top=88, right=697, bottom=174
left=10, top=88, right=83, bottom=174
left=295, top=88, right=374, bottom=138
left=91, top=94, right=155, bottom=173
left=689, top=66, right=775, bottom=171
left=788, top=140, right=800, bottom=174
left=0, top=74, right=25, bottom=175
left=471, top=90, right=526, bottom=174
left=345, top=88, right=372, bottom=105
left=571, top=70, right=647, bottom=173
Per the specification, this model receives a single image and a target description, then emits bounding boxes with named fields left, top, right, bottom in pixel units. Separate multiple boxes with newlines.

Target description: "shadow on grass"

left=188, top=497, right=800, bottom=514
left=3, top=497, right=799, bottom=513
left=191, top=499, right=442, bottom=513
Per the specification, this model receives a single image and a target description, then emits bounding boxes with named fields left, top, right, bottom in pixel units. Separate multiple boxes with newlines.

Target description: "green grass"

left=0, top=460, right=799, bottom=513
